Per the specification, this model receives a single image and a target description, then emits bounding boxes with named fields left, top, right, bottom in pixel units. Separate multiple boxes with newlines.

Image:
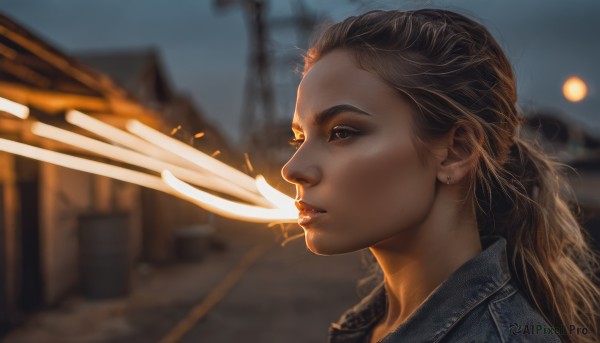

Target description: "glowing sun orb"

left=562, top=76, right=588, bottom=102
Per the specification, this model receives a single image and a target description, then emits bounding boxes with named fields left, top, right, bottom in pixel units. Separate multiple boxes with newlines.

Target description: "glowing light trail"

left=66, top=110, right=197, bottom=170
left=0, top=138, right=171, bottom=193
left=255, top=175, right=296, bottom=212
left=162, top=170, right=296, bottom=223
left=0, top=96, right=29, bottom=119
left=0, top=139, right=296, bottom=223
left=31, top=122, right=274, bottom=208
left=127, top=120, right=259, bottom=194
left=0, top=103, right=299, bottom=224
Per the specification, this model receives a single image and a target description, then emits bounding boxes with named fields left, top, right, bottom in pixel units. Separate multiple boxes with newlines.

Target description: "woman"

left=281, top=9, right=599, bottom=343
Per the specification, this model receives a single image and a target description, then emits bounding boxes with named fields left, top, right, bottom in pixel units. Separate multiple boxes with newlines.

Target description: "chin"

left=304, top=230, right=362, bottom=256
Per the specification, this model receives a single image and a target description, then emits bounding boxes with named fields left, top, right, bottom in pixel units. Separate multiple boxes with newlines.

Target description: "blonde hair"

left=304, top=9, right=600, bottom=342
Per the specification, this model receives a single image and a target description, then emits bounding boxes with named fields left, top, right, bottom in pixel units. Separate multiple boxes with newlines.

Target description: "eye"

left=288, top=137, right=304, bottom=150
left=329, top=125, right=360, bottom=142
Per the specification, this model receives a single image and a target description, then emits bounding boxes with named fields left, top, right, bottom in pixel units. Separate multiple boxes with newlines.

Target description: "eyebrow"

left=291, top=104, right=372, bottom=132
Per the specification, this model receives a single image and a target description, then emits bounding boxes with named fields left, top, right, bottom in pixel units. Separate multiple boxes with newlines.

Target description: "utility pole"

left=214, top=0, right=276, bottom=148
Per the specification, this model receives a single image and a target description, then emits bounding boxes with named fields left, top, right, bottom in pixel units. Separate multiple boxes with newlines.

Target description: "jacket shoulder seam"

left=489, top=287, right=519, bottom=343
left=431, top=277, right=511, bottom=343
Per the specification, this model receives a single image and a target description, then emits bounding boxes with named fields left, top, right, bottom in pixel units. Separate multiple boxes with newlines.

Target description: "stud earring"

left=446, top=175, right=452, bottom=185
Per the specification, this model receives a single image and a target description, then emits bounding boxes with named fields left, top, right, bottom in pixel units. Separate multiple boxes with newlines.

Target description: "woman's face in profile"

left=282, top=50, right=439, bottom=255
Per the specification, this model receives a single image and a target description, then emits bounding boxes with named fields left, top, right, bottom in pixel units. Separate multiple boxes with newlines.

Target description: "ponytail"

left=476, top=135, right=600, bottom=342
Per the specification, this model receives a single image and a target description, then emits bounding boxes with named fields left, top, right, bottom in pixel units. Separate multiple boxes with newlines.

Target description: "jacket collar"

left=328, top=235, right=512, bottom=343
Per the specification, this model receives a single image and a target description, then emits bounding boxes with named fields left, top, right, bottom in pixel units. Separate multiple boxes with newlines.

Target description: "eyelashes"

left=329, top=126, right=360, bottom=141
left=288, top=125, right=361, bottom=150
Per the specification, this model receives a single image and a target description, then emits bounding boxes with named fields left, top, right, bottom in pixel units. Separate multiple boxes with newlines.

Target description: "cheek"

left=330, top=137, right=434, bottom=224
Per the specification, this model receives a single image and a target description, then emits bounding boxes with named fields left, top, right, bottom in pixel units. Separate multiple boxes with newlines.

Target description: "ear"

left=435, top=123, right=481, bottom=185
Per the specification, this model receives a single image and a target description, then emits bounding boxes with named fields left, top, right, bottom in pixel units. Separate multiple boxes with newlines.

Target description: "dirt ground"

left=3, top=220, right=373, bottom=343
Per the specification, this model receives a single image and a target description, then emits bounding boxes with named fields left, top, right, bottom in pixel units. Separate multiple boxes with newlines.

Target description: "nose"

left=281, top=150, right=321, bottom=187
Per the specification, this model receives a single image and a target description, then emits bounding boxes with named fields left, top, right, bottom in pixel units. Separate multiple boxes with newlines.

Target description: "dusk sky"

left=1, top=0, right=598, bottom=146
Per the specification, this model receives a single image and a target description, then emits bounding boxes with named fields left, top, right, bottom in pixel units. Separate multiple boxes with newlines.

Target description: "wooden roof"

left=0, top=12, right=161, bottom=124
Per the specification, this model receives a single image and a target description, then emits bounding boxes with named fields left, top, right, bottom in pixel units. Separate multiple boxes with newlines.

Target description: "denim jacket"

left=328, top=236, right=564, bottom=343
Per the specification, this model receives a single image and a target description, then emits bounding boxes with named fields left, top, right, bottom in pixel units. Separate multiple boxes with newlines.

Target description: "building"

left=0, top=12, right=239, bottom=336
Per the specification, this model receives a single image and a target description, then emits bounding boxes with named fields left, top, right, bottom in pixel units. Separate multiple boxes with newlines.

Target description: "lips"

left=295, top=200, right=326, bottom=226
left=295, top=200, right=326, bottom=213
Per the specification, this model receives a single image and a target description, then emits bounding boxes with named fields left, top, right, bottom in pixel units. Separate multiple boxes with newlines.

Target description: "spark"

left=243, top=152, right=254, bottom=174
left=170, top=125, right=182, bottom=135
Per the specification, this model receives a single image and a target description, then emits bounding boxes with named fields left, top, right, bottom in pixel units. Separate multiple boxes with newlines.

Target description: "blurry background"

left=3, top=0, right=599, bottom=142
left=0, top=0, right=598, bottom=342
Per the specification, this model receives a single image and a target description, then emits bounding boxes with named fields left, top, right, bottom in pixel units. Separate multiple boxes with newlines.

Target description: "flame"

left=0, top=96, right=29, bottom=119
left=563, top=76, right=588, bottom=102
left=162, top=170, right=296, bottom=223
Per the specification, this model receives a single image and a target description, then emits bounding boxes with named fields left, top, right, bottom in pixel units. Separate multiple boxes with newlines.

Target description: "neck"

left=368, top=198, right=482, bottom=331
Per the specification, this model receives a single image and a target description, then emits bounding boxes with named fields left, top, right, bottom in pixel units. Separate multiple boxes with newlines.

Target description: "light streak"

left=0, top=138, right=172, bottom=193
left=162, top=170, right=296, bottom=223
left=0, top=138, right=297, bottom=223
left=0, top=104, right=299, bottom=224
left=66, top=110, right=197, bottom=170
left=0, top=96, right=29, bottom=119
left=127, top=120, right=258, bottom=194
left=31, top=122, right=274, bottom=208
left=255, top=175, right=296, bottom=212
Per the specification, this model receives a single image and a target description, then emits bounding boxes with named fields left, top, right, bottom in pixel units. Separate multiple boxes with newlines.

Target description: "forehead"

left=294, top=50, right=405, bottom=130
